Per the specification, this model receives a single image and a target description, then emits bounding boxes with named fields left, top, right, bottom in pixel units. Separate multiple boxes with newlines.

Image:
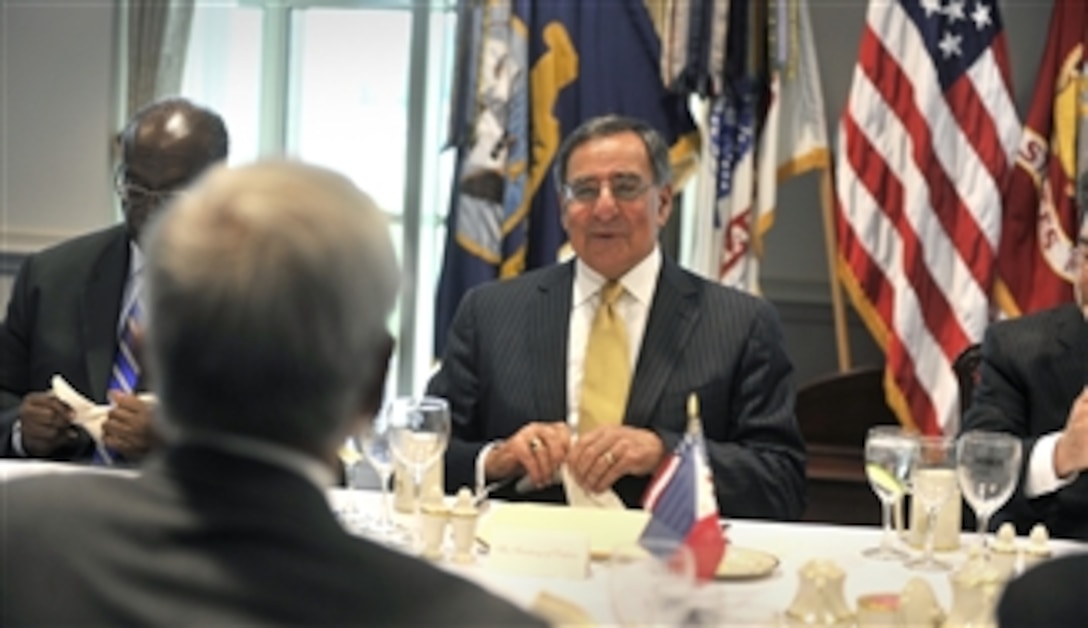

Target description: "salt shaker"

left=990, top=523, right=1018, bottom=576
left=419, top=489, right=449, bottom=561
left=449, top=487, right=479, bottom=564
left=785, top=559, right=854, bottom=626
left=1022, top=523, right=1051, bottom=570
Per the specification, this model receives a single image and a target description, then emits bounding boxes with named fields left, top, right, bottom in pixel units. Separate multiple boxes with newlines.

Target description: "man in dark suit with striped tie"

left=429, top=114, right=806, bottom=520
left=0, top=97, right=228, bottom=463
left=960, top=213, right=1088, bottom=540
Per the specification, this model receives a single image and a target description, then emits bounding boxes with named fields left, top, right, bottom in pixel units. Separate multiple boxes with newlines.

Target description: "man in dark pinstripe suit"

left=429, top=115, right=806, bottom=520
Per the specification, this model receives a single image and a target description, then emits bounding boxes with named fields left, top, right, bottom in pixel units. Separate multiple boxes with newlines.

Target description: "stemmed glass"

left=608, top=539, right=696, bottom=626
left=906, top=435, right=957, bottom=571
left=386, top=396, right=452, bottom=551
left=862, top=425, right=919, bottom=560
left=348, top=407, right=411, bottom=547
left=956, top=431, right=1022, bottom=558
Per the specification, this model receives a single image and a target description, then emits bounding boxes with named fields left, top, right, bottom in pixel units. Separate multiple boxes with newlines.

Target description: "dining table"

left=327, top=487, right=1088, bottom=626
left=5, top=459, right=1086, bottom=626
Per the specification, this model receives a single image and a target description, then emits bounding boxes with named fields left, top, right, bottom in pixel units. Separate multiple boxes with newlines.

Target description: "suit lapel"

left=529, top=264, right=573, bottom=423
left=81, top=227, right=130, bottom=401
left=625, top=259, right=699, bottom=428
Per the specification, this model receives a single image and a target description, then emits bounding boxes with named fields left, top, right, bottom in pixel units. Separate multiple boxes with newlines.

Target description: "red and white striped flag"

left=835, top=0, right=1019, bottom=435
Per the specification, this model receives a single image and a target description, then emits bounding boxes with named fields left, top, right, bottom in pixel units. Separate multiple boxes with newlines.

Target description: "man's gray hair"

left=552, top=115, right=672, bottom=192
left=142, top=160, right=399, bottom=452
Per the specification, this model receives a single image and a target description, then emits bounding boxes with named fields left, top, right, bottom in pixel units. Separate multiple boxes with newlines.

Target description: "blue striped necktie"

left=93, top=298, right=143, bottom=465
left=109, top=298, right=143, bottom=394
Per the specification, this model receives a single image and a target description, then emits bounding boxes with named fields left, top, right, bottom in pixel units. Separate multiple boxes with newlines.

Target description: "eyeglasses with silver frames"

left=562, top=174, right=653, bottom=205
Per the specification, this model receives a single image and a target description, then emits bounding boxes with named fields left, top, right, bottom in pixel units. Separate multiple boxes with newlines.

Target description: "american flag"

left=640, top=407, right=725, bottom=582
left=835, top=0, right=1019, bottom=435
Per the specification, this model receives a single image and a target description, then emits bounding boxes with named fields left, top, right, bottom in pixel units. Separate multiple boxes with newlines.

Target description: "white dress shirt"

left=1025, top=432, right=1078, bottom=497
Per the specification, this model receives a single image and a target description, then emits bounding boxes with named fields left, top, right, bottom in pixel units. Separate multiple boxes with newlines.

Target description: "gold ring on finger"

left=603, top=450, right=615, bottom=466
left=529, top=437, right=543, bottom=452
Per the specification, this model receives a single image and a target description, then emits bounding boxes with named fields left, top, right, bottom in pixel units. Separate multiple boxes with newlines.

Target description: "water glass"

left=956, top=430, right=1022, bottom=558
left=350, top=410, right=411, bottom=547
left=608, top=539, right=696, bottom=626
left=387, top=396, right=452, bottom=551
left=862, top=425, right=918, bottom=560
left=906, top=435, right=957, bottom=571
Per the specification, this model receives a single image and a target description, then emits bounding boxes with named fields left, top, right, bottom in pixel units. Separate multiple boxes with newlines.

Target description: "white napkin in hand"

left=561, top=464, right=625, bottom=509
left=51, top=375, right=110, bottom=442
left=50, top=375, right=156, bottom=445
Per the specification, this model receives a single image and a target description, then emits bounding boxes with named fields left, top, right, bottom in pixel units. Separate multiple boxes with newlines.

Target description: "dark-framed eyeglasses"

left=113, top=166, right=181, bottom=206
left=562, top=174, right=652, bottom=205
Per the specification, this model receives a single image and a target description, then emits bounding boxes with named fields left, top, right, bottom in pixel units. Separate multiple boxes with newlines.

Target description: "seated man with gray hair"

left=0, top=161, right=543, bottom=626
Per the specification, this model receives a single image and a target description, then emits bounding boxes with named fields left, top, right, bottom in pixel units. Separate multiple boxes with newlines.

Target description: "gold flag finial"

left=686, top=393, right=701, bottom=434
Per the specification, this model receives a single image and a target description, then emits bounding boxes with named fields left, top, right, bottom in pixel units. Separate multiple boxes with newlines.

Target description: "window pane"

left=288, top=9, right=410, bottom=217
left=181, top=4, right=262, bottom=166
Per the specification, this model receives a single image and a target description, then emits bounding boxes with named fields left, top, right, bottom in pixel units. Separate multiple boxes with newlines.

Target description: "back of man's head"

left=142, top=160, right=399, bottom=458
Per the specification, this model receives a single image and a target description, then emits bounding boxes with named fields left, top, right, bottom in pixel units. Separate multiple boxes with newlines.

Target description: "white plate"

left=716, top=545, right=779, bottom=580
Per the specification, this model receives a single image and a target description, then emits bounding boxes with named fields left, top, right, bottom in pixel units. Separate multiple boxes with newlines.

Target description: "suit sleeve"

left=427, top=290, right=487, bottom=493
left=710, top=301, right=805, bottom=520
left=0, top=254, right=94, bottom=461
left=650, top=299, right=805, bottom=521
left=0, top=257, right=37, bottom=456
left=961, top=324, right=1046, bottom=531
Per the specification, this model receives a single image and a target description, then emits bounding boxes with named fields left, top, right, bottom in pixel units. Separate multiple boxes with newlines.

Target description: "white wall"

left=0, top=0, right=118, bottom=255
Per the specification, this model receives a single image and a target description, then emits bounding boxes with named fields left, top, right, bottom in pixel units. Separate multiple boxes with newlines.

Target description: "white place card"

left=486, top=528, right=590, bottom=580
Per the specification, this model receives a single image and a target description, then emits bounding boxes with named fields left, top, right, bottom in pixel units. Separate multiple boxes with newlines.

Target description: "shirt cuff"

left=11, top=419, right=28, bottom=457
left=475, top=441, right=501, bottom=496
left=1025, top=432, right=1079, bottom=497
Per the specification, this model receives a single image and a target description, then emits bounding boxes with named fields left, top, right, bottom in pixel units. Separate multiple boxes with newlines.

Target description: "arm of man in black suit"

left=712, top=301, right=807, bottom=520
left=961, top=323, right=1045, bottom=531
left=430, top=286, right=571, bottom=494
left=674, top=299, right=806, bottom=521
left=0, top=257, right=91, bottom=459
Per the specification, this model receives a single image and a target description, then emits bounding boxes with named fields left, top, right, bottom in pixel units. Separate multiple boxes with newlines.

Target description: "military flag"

left=994, top=0, right=1088, bottom=316
left=684, top=0, right=829, bottom=292
left=435, top=0, right=697, bottom=356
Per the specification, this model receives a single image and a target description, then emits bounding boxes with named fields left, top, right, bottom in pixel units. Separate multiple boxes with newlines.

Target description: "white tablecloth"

left=6, top=462, right=1084, bottom=625
left=328, top=488, right=1088, bottom=625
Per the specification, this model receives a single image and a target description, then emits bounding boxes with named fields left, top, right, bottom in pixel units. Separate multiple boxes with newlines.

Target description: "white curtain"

left=124, top=0, right=195, bottom=120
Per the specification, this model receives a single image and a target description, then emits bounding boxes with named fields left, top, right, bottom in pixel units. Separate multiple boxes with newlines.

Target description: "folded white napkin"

left=560, top=464, right=625, bottom=509
left=51, top=374, right=156, bottom=449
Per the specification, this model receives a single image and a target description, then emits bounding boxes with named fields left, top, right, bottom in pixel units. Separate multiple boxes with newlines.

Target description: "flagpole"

left=819, top=163, right=852, bottom=372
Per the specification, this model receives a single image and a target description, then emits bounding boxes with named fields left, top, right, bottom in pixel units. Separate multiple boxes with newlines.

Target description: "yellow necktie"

left=579, top=281, right=630, bottom=435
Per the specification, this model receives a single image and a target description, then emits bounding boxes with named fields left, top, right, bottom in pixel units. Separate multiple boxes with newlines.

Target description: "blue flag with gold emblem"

left=434, top=0, right=697, bottom=357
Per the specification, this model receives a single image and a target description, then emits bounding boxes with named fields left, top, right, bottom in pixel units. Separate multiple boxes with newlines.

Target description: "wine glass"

left=862, top=425, right=919, bottom=560
left=348, top=409, right=411, bottom=547
left=608, top=539, right=696, bottom=626
left=386, top=396, right=452, bottom=551
left=956, top=431, right=1022, bottom=559
left=906, top=435, right=957, bottom=571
